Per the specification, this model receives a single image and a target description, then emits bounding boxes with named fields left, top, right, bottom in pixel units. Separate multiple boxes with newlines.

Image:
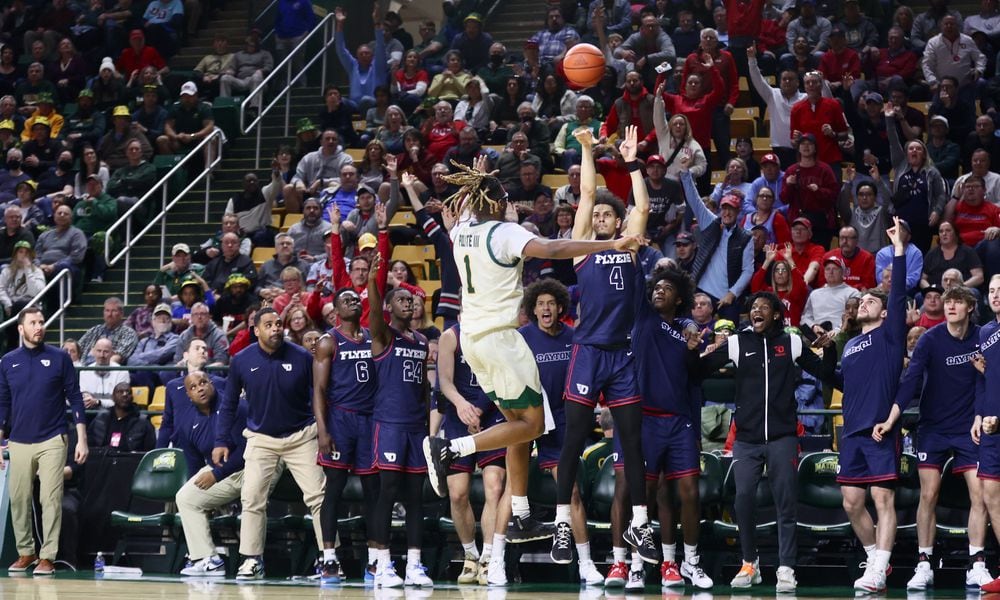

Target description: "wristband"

left=626, top=161, right=641, bottom=172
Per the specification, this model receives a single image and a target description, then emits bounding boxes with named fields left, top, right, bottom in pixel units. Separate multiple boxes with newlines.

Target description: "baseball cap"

left=31, top=116, right=50, bottom=128
left=930, top=114, right=949, bottom=128
left=153, top=303, right=172, bottom=316
left=142, top=84, right=158, bottom=93
left=865, top=92, right=884, bottom=104
left=798, top=133, right=817, bottom=144
left=791, top=216, right=812, bottom=229
left=646, top=154, right=666, bottom=166
left=714, top=319, right=736, bottom=333
left=674, top=232, right=694, bottom=246
left=78, top=88, right=94, bottom=99
left=16, top=179, right=36, bottom=191
left=357, top=183, right=376, bottom=197
left=923, top=284, right=944, bottom=296
left=36, top=92, right=53, bottom=105
left=0, top=120, right=14, bottom=131
left=296, top=117, right=317, bottom=134
left=180, top=81, right=198, bottom=96
left=760, top=153, right=780, bottom=166
left=129, top=29, right=144, bottom=41
left=172, top=243, right=191, bottom=255
left=224, top=273, right=251, bottom=290
left=719, top=195, right=741, bottom=210
left=824, top=255, right=845, bottom=269
left=830, top=26, right=845, bottom=37
left=179, top=277, right=201, bottom=290
left=112, top=105, right=131, bottom=118
left=358, top=233, right=378, bottom=250
left=13, top=240, right=33, bottom=253
left=464, top=12, right=483, bottom=22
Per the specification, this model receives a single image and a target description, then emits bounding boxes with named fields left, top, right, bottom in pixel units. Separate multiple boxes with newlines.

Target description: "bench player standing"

left=367, top=254, right=433, bottom=588
left=519, top=279, right=604, bottom=586
left=875, top=284, right=993, bottom=591
left=550, top=125, right=657, bottom=566
left=836, top=218, right=907, bottom=594
left=973, top=274, right=1000, bottom=593
left=312, top=288, right=380, bottom=583
left=422, top=151, right=641, bottom=586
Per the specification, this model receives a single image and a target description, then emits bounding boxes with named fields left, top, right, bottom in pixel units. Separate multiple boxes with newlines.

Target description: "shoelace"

left=554, top=524, right=572, bottom=550
left=639, top=525, right=655, bottom=546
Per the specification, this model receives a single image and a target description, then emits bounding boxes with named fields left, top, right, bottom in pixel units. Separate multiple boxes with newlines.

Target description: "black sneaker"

left=550, top=521, right=573, bottom=564
left=423, top=436, right=454, bottom=497
left=623, top=523, right=659, bottom=564
left=320, top=559, right=341, bottom=583
left=508, top=514, right=555, bottom=544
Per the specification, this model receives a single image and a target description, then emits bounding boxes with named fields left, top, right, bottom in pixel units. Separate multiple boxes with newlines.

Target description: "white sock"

left=450, top=436, right=477, bottom=457
left=613, top=546, right=627, bottom=563
left=492, top=533, right=507, bottom=560
left=368, top=547, right=377, bottom=565
left=511, top=495, right=531, bottom=519
left=482, top=543, right=492, bottom=561
left=576, top=542, right=591, bottom=563
left=662, top=543, right=676, bottom=562
left=873, top=549, right=892, bottom=570
left=863, top=543, right=876, bottom=559
left=684, top=543, right=699, bottom=565
left=630, top=551, right=643, bottom=571
left=971, top=545, right=986, bottom=557
left=555, top=504, right=571, bottom=524
left=323, top=548, right=337, bottom=561
left=377, top=548, right=391, bottom=571
left=407, top=548, right=421, bottom=567
left=918, top=547, right=933, bottom=560
left=462, top=541, right=479, bottom=560
left=630, top=505, right=648, bottom=528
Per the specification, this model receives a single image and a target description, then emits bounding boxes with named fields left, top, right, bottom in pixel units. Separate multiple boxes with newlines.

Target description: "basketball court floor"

left=0, top=574, right=986, bottom=600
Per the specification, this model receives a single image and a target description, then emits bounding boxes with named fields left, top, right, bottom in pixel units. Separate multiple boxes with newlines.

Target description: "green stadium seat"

left=935, top=457, right=971, bottom=539
left=895, top=453, right=920, bottom=539
left=796, top=452, right=852, bottom=537
left=585, top=459, right=616, bottom=532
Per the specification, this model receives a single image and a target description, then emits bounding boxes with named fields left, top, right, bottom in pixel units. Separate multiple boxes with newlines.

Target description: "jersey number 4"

left=403, top=359, right=424, bottom=384
left=609, top=265, right=624, bottom=290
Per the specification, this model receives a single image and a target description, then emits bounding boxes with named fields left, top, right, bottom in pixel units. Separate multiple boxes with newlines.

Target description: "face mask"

left=58, top=160, right=73, bottom=171
left=7, top=160, right=19, bottom=170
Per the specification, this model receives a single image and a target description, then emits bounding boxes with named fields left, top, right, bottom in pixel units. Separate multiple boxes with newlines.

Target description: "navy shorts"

left=317, top=409, right=376, bottom=475
left=979, top=433, right=1000, bottom=480
left=373, top=421, right=427, bottom=473
left=564, top=344, right=640, bottom=408
left=639, top=414, right=700, bottom=480
left=837, top=430, right=899, bottom=485
left=442, top=409, right=507, bottom=473
left=917, top=429, right=978, bottom=473
left=536, top=422, right=566, bottom=470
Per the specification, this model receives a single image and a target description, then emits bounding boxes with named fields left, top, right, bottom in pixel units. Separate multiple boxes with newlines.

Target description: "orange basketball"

left=563, top=43, right=606, bottom=88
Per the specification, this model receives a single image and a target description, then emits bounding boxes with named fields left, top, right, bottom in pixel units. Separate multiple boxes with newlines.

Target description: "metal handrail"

left=0, top=269, right=73, bottom=344
left=251, top=0, right=279, bottom=45
left=241, top=12, right=337, bottom=169
left=103, top=129, right=226, bottom=305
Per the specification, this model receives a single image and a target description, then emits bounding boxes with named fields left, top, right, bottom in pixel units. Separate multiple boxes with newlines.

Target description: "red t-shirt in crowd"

left=790, top=97, right=849, bottom=165
left=952, top=200, right=1000, bottom=246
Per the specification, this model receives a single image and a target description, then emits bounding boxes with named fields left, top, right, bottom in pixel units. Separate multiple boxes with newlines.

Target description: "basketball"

left=563, top=43, right=606, bottom=88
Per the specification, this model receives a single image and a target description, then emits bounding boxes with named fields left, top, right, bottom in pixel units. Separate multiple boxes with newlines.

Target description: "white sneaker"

left=907, top=561, right=934, bottom=590
left=457, top=556, right=479, bottom=584
left=681, top=560, right=713, bottom=589
left=235, top=556, right=264, bottom=580
left=854, top=562, right=887, bottom=593
left=967, top=560, right=994, bottom=587
left=477, top=558, right=490, bottom=585
left=579, top=559, right=604, bottom=586
left=181, top=555, right=226, bottom=577
left=775, top=566, right=797, bottom=593
left=404, top=562, right=433, bottom=586
left=730, top=560, right=761, bottom=588
left=486, top=557, right=507, bottom=587
left=625, top=568, right=645, bottom=591
left=376, top=562, right=405, bottom=588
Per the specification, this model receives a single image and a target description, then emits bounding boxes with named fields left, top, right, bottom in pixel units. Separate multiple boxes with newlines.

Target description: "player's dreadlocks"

left=441, top=160, right=507, bottom=217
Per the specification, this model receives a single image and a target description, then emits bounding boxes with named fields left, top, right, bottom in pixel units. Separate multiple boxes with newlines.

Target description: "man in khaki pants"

left=212, top=308, right=325, bottom=580
left=0, top=307, right=88, bottom=575
left=175, top=371, right=249, bottom=576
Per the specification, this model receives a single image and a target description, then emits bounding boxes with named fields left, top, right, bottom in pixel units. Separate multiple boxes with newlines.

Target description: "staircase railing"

left=104, top=129, right=225, bottom=305
left=0, top=269, right=73, bottom=345
left=241, top=11, right=336, bottom=169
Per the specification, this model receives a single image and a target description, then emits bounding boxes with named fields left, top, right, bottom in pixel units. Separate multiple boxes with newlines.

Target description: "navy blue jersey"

left=633, top=284, right=698, bottom=420
left=837, top=254, right=908, bottom=436
left=328, top=328, right=377, bottom=414
left=442, top=324, right=493, bottom=413
left=519, top=322, right=574, bottom=428
left=0, top=345, right=85, bottom=444
left=981, top=319, right=1000, bottom=416
left=217, top=342, right=314, bottom=446
left=573, top=249, right=638, bottom=347
left=373, top=326, right=429, bottom=429
left=895, top=323, right=983, bottom=435
left=176, top=398, right=248, bottom=480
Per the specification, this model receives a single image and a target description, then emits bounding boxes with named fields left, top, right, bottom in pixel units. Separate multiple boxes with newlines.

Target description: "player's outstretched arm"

left=572, top=127, right=598, bottom=242
left=621, top=125, right=649, bottom=238
left=523, top=234, right=641, bottom=260
left=367, top=252, right=390, bottom=353
left=313, top=335, right=334, bottom=455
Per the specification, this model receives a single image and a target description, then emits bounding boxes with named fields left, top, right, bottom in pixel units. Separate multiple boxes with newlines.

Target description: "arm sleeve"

left=215, top=362, right=240, bottom=447
left=681, top=170, right=716, bottom=228
left=212, top=403, right=248, bottom=479
left=63, top=355, right=85, bottom=426
left=335, top=31, right=357, bottom=73
left=329, top=233, right=350, bottom=289
left=0, top=364, right=9, bottom=435
left=796, top=341, right=838, bottom=384
left=730, top=239, right=755, bottom=296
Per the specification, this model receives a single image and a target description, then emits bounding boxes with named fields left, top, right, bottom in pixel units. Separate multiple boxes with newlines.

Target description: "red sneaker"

left=660, top=561, right=684, bottom=587
left=605, top=561, right=628, bottom=587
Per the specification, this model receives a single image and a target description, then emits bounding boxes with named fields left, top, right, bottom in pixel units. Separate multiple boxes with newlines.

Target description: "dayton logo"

left=40, top=359, right=50, bottom=367
left=383, top=452, right=397, bottom=462
left=282, top=363, right=293, bottom=371
left=576, top=383, right=590, bottom=395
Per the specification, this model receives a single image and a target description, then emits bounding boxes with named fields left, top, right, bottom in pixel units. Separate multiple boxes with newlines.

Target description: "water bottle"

left=903, top=433, right=914, bottom=455
left=94, top=551, right=105, bottom=572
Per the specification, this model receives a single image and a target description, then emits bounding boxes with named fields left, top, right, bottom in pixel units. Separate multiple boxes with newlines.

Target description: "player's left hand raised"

left=620, top=125, right=638, bottom=162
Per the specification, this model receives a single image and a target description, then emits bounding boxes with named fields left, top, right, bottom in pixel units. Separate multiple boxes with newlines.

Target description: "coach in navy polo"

left=0, top=307, right=88, bottom=576
left=213, top=307, right=324, bottom=580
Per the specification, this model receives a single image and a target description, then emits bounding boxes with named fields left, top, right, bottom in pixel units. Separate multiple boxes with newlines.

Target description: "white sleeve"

left=727, top=335, right=741, bottom=367
left=490, top=222, right=537, bottom=264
